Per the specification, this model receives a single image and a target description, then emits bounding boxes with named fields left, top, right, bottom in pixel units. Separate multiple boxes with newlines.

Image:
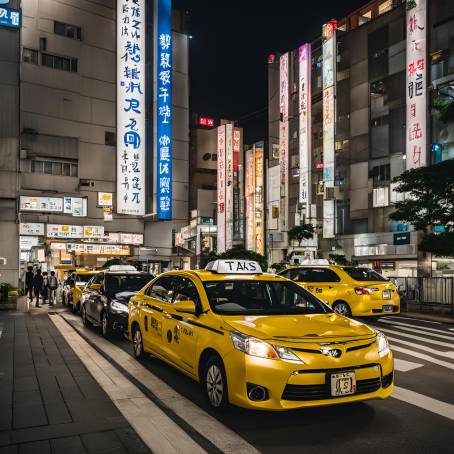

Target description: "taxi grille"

left=282, top=377, right=381, bottom=401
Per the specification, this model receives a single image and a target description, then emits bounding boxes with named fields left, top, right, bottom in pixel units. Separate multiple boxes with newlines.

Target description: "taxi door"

left=160, top=276, right=199, bottom=375
left=140, top=275, right=175, bottom=356
left=302, top=268, right=341, bottom=306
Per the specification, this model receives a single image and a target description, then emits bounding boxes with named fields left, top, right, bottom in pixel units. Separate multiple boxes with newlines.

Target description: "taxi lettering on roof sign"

left=128, top=265, right=394, bottom=411
left=206, top=260, right=262, bottom=274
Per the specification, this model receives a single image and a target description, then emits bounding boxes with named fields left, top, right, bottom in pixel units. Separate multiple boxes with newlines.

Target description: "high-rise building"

left=267, top=0, right=454, bottom=277
left=0, top=0, right=189, bottom=285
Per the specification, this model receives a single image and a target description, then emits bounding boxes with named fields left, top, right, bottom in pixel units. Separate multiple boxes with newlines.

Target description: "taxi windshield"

left=203, top=280, right=331, bottom=315
left=343, top=267, right=388, bottom=282
left=76, top=274, right=95, bottom=283
left=106, top=274, right=152, bottom=293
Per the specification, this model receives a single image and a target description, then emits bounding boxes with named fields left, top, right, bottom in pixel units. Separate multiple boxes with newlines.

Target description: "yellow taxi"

left=71, top=268, right=101, bottom=314
left=128, top=260, right=394, bottom=411
left=279, top=265, right=400, bottom=318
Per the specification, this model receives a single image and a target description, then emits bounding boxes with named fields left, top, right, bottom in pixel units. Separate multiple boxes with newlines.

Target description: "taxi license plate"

left=330, top=372, right=356, bottom=397
left=383, top=305, right=394, bottom=312
left=382, top=290, right=391, bottom=299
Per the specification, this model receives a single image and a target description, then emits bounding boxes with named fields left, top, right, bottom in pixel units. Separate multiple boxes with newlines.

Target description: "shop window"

left=54, top=21, right=82, bottom=40
left=42, top=53, right=78, bottom=73
left=31, top=159, right=78, bottom=177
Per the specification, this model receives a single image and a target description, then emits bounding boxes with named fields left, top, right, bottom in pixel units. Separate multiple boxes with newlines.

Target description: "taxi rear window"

left=343, top=267, right=387, bottom=282
left=203, top=280, right=331, bottom=315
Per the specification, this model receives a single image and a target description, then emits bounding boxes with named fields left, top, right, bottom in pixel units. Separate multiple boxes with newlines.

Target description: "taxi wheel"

left=203, top=355, right=228, bottom=410
left=81, top=304, right=92, bottom=327
left=132, top=325, right=145, bottom=360
left=101, top=311, right=113, bottom=338
left=333, top=301, right=352, bottom=317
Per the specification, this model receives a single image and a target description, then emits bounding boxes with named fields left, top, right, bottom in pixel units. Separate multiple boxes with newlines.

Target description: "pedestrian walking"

left=25, top=266, right=34, bottom=302
left=48, top=271, right=59, bottom=306
left=32, top=269, right=44, bottom=308
left=42, top=271, right=49, bottom=304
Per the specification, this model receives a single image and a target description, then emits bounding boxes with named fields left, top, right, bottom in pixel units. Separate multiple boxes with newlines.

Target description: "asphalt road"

left=64, top=312, right=454, bottom=453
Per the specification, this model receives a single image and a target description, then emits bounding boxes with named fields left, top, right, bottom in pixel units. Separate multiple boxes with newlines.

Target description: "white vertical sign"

left=245, top=147, right=255, bottom=251
left=117, top=0, right=146, bottom=215
left=323, top=199, right=335, bottom=239
left=406, top=0, right=427, bottom=169
left=299, top=43, right=311, bottom=217
left=279, top=53, right=289, bottom=233
left=217, top=126, right=226, bottom=253
left=225, top=123, right=234, bottom=250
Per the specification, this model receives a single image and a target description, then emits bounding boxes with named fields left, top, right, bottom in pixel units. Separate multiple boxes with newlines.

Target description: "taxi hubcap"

left=335, top=303, right=349, bottom=315
left=206, top=365, right=223, bottom=407
left=134, top=330, right=142, bottom=355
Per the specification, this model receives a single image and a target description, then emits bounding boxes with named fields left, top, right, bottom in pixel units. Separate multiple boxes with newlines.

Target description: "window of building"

left=42, top=53, right=78, bottom=73
left=31, top=159, right=78, bottom=177
left=373, top=186, right=390, bottom=207
left=370, top=164, right=391, bottom=185
left=23, top=48, right=39, bottom=65
left=105, top=131, right=116, bottom=146
left=359, top=10, right=372, bottom=26
left=378, top=0, right=393, bottom=15
left=54, top=21, right=82, bottom=40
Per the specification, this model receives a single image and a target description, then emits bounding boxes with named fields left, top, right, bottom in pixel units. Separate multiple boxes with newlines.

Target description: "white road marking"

left=391, top=345, right=454, bottom=370
left=50, top=314, right=206, bottom=454
left=378, top=322, right=454, bottom=341
left=380, top=319, right=454, bottom=336
left=59, top=313, right=259, bottom=454
left=385, top=335, right=454, bottom=360
left=393, top=358, right=423, bottom=372
left=374, top=326, right=454, bottom=349
left=393, top=386, right=454, bottom=422
left=386, top=315, right=441, bottom=325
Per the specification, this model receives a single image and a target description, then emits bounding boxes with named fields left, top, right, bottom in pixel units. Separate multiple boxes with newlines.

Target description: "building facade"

left=267, top=0, right=454, bottom=277
left=0, top=0, right=189, bottom=286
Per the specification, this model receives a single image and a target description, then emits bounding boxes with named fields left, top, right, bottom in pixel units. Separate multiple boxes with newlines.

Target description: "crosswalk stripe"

left=385, top=335, right=454, bottom=359
left=394, top=358, right=423, bottom=372
left=385, top=315, right=441, bottom=325
left=373, top=326, right=454, bottom=349
left=391, top=345, right=454, bottom=370
left=378, top=322, right=454, bottom=341
left=379, top=319, right=454, bottom=337
left=393, top=386, right=454, bottom=422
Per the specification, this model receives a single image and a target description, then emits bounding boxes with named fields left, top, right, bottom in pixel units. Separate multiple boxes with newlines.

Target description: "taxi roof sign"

left=205, top=260, right=263, bottom=274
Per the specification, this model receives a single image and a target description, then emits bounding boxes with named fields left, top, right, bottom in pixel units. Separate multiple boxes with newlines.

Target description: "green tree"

left=288, top=224, right=315, bottom=246
left=329, top=253, right=351, bottom=266
left=205, top=245, right=268, bottom=272
left=389, top=159, right=454, bottom=256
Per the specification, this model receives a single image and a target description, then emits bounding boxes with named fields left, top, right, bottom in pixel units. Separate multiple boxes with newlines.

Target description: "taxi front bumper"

left=223, top=347, right=394, bottom=410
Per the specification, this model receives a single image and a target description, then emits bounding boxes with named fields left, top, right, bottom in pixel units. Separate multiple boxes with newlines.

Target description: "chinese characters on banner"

left=225, top=124, right=234, bottom=250
left=217, top=126, right=226, bottom=253
left=117, top=0, right=145, bottom=215
left=254, top=143, right=265, bottom=255
left=322, top=20, right=336, bottom=187
left=322, top=200, right=335, bottom=239
left=0, top=6, right=21, bottom=29
left=233, top=129, right=241, bottom=239
left=245, top=147, right=255, bottom=251
left=279, top=53, right=289, bottom=233
left=299, top=43, right=311, bottom=216
left=406, top=0, right=426, bottom=170
left=156, top=0, right=173, bottom=219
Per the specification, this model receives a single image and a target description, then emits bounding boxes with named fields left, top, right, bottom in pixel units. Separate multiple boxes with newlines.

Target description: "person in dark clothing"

left=32, top=269, right=44, bottom=308
left=25, top=266, right=34, bottom=302
left=48, top=271, right=59, bottom=306
left=42, top=271, right=49, bottom=304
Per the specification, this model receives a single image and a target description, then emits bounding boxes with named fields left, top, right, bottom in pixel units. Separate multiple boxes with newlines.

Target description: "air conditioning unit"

left=79, top=179, right=94, bottom=187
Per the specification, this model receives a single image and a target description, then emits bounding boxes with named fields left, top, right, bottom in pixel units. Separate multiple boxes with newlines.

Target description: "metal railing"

left=390, top=276, right=454, bottom=316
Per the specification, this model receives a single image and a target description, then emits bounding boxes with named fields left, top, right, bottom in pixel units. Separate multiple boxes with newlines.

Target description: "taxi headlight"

left=230, top=331, right=303, bottom=362
left=111, top=300, right=128, bottom=313
left=376, top=331, right=390, bottom=357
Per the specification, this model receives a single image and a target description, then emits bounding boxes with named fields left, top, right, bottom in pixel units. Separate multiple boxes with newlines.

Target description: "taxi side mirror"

left=174, top=300, right=197, bottom=315
left=89, top=283, right=101, bottom=291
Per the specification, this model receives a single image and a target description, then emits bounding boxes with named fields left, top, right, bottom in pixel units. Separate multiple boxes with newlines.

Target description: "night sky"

left=174, top=0, right=368, bottom=143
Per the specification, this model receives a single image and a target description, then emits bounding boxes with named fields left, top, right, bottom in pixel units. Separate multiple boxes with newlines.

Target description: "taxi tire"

left=332, top=301, right=352, bottom=317
left=202, top=355, right=229, bottom=411
left=101, top=311, right=114, bottom=338
left=132, top=325, right=145, bottom=360
left=81, top=304, right=92, bottom=327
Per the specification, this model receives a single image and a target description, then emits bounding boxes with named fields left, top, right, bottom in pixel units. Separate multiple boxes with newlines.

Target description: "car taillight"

left=355, top=287, right=374, bottom=295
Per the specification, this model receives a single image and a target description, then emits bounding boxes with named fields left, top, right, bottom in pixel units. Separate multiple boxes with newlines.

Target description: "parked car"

left=81, top=265, right=154, bottom=337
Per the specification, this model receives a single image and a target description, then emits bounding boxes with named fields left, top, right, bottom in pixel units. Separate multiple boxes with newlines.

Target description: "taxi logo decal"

left=320, top=348, right=342, bottom=358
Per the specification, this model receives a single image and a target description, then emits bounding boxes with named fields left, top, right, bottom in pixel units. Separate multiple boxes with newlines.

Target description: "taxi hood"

left=221, top=313, right=375, bottom=342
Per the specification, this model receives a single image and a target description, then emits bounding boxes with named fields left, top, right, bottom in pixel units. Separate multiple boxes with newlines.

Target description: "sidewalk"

left=0, top=310, right=149, bottom=453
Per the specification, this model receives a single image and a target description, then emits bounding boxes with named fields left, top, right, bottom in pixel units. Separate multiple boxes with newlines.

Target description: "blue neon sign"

left=0, top=6, right=21, bottom=29
left=156, top=0, right=172, bottom=220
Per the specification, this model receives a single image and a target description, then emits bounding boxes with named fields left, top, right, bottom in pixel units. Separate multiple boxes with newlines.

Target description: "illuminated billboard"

left=225, top=124, right=234, bottom=250
left=406, top=0, right=427, bottom=169
left=117, top=0, right=146, bottom=215
left=217, top=125, right=226, bottom=253
left=279, top=53, right=289, bottom=233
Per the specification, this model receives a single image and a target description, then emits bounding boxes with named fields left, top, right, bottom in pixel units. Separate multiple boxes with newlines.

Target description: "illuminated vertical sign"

left=279, top=53, right=289, bottom=233
left=299, top=43, right=311, bottom=217
left=217, top=126, right=226, bottom=253
left=322, top=20, right=336, bottom=187
left=156, top=0, right=172, bottom=219
left=245, top=147, right=255, bottom=251
left=233, top=129, right=241, bottom=239
left=254, top=142, right=265, bottom=255
left=323, top=199, right=335, bottom=239
left=225, top=124, right=234, bottom=250
left=117, top=0, right=146, bottom=215
left=406, top=0, right=427, bottom=169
